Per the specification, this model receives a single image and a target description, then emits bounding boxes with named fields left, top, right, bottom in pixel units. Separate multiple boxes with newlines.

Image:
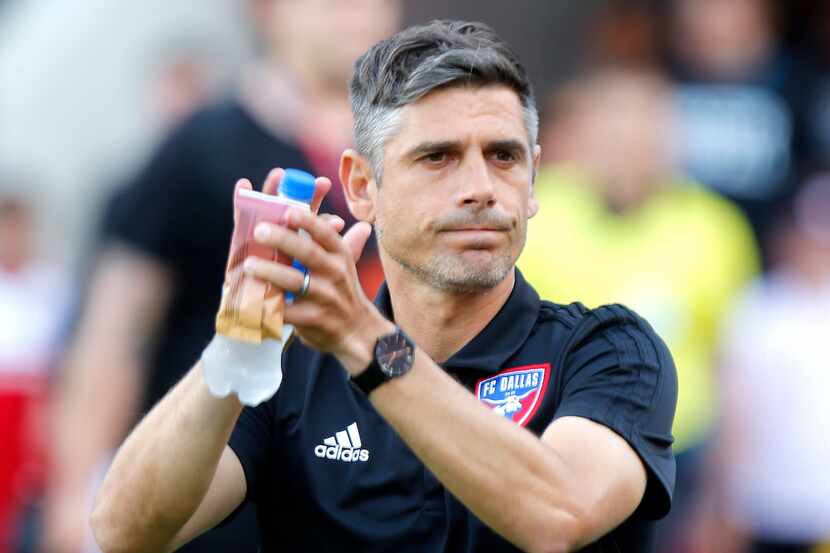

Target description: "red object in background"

left=356, top=254, right=384, bottom=300
left=0, top=372, right=48, bottom=553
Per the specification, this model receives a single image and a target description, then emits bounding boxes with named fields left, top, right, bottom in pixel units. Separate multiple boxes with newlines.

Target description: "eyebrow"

left=403, top=138, right=529, bottom=160
left=403, top=140, right=462, bottom=160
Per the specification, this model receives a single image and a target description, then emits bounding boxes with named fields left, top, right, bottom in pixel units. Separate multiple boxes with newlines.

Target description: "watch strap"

left=350, top=356, right=387, bottom=395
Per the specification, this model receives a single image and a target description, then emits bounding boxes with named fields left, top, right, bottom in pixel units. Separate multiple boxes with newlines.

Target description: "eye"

left=422, top=152, right=447, bottom=164
left=491, top=150, right=517, bottom=163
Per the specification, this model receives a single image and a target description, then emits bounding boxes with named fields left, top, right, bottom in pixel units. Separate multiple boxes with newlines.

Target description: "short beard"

left=377, top=225, right=519, bottom=295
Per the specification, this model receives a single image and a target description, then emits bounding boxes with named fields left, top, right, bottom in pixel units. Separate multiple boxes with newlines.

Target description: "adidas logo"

left=314, top=422, right=370, bottom=462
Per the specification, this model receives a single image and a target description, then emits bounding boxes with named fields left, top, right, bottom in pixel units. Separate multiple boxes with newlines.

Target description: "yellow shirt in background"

left=519, top=166, right=759, bottom=452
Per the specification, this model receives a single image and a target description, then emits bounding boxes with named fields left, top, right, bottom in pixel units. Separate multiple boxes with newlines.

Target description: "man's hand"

left=242, top=176, right=392, bottom=374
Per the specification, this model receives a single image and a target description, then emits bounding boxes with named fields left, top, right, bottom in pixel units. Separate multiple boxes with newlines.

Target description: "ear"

left=528, top=144, right=541, bottom=218
left=340, top=149, right=377, bottom=223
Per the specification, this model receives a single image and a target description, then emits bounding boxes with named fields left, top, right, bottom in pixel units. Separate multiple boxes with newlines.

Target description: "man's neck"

left=385, top=268, right=516, bottom=364
left=276, top=55, right=346, bottom=108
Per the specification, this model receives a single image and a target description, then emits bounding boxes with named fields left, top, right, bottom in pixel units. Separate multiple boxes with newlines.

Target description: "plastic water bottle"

left=278, top=169, right=315, bottom=302
left=202, top=169, right=316, bottom=406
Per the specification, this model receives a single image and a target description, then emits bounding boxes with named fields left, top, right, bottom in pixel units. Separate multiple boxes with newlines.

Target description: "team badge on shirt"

left=475, top=364, right=551, bottom=427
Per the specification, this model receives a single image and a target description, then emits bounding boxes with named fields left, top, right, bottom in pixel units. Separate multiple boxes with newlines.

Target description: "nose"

left=457, top=153, right=496, bottom=210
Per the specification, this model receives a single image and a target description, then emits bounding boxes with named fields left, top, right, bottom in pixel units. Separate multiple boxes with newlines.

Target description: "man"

left=91, top=21, right=677, bottom=552
left=0, top=195, right=68, bottom=552
left=45, top=2, right=397, bottom=552
left=666, top=0, right=796, bottom=266
left=520, top=68, right=758, bottom=551
left=699, top=175, right=830, bottom=553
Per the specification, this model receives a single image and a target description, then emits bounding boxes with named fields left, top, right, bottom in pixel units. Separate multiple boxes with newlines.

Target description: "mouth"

left=439, top=227, right=509, bottom=249
left=440, top=226, right=509, bottom=233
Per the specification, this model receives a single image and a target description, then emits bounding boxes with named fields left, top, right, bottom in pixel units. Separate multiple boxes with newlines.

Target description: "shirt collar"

left=373, top=269, right=541, bottom=373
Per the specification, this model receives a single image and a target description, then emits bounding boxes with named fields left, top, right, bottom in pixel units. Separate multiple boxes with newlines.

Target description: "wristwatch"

left=351, top=327, right=415, bottom=395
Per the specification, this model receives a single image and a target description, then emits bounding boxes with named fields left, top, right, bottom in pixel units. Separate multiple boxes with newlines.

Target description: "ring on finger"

left=298, top=271, right=311, bottom=297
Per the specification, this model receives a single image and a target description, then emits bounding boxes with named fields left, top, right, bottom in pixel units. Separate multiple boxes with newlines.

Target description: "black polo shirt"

left=227, top=270, right=677, bottom=552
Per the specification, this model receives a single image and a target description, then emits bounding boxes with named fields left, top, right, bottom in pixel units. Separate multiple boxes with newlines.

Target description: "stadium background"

left=1, top=1, right=829, bottom=552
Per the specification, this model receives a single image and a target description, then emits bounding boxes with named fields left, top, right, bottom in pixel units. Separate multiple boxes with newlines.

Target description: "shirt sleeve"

left=227, top=399, right=276, bottom=506
left=554, top=304, right=678, bottom=519
left=101, top=114, right=202, bottom=264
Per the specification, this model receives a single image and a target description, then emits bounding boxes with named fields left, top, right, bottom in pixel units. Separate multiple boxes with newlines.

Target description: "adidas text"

left=314, top=444, right=370, bottom=462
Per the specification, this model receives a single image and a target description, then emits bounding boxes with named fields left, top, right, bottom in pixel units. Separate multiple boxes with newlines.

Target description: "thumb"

left=262, top=167, right=284, bottom=196
left=342, top=221, right=373, bottom=263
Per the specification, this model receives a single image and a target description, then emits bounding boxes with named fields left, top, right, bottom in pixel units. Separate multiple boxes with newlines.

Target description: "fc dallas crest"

left=475, top=364, right=551, bottom=427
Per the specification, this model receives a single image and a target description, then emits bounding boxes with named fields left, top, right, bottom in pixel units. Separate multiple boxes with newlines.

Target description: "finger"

left=343, top=221, right=372, bottom=263
left=235, top=178, right=253, bottom=193
left=233, top=179, right=253, bottom=224
left=283, top=300, right=324, bottom=328
left=284, top=207, right=344, bottom=254
left=310, top=176, right=332, bottom=214
left=254, top=222, right=334, bottom=272
left=319, top=213, right=346, bottom=233
left=243, top=257, right=306, bottom=295
left=262, top=167, right=284, bottom=196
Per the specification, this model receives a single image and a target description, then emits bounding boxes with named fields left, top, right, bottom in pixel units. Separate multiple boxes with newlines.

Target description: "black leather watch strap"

left=351, top=357, right=386, bottom=395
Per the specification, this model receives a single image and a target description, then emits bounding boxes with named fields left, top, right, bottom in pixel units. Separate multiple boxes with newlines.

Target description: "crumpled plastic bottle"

left=202, top=168, right=315, bottom=406
left=201, top=326, right=293, bottom=406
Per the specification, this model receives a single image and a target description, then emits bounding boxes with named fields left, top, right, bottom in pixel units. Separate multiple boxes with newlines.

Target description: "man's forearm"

left=366, top=349, right=583, bottom=553
left=91, top=363, right=242, bottom=553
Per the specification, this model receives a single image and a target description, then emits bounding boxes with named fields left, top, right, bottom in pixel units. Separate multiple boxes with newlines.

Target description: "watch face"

left=376, top=331, right=414, bottom=377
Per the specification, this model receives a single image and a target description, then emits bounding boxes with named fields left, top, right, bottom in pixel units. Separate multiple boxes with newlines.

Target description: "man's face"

left=372, top=85, right=539, bottom=294
left=260, top=0, right=400, bottom=87
left=672, top=0, right=771, bottom=78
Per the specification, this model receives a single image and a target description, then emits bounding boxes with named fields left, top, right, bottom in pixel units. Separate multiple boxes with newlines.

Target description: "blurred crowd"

left=1, top=1, right=829, bottom=552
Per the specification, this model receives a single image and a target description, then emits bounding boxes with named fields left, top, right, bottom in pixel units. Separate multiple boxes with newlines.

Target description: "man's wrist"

left=334, top=311, right=395, bottom=377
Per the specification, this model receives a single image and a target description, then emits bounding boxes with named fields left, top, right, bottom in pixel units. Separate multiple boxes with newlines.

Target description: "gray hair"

left=349, top=20, right=539, bottom=182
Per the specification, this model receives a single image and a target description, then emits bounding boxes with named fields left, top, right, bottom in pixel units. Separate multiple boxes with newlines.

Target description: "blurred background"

left=1, top=1, right=828, bottom=552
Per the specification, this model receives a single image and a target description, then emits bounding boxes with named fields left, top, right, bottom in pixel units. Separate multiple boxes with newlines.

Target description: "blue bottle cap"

left=280, top=168, right=316, bottom=204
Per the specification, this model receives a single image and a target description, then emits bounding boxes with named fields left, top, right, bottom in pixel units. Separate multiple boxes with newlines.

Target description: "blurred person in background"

left=664, top=0, right=797, bottom=265
left=587, top=0, right=661, bottom=69
left=789, top=1, right=830, bottom=169
left=695, top=175, right=830, bottom=553
left=43, top=1, right=400, bottom=552
left=0, top=192, right=68, bottom=553
left=519, top=67, right=759, bottom=552
left=145, top=40, right=224, bottom=134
